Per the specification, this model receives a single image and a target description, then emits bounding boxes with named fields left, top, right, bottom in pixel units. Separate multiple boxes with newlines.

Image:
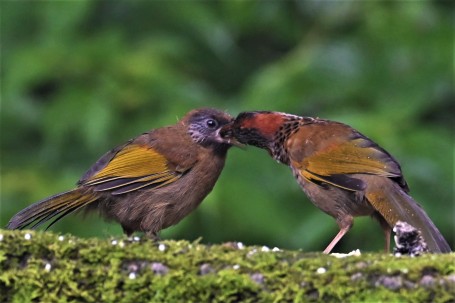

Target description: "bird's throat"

left=270, top=119, right=303, bottom=165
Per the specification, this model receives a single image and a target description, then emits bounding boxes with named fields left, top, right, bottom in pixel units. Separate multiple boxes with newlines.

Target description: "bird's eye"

left=206, top=119, right=218, bottom=129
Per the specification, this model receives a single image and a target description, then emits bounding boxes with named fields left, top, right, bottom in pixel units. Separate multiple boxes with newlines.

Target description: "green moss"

left=0, top=230, right=454, bottom=302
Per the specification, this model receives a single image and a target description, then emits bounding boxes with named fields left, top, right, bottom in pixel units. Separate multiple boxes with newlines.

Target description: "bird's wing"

left=289, top=135, right=403, bottom=192
left=81, top=143, right=194, bottom=195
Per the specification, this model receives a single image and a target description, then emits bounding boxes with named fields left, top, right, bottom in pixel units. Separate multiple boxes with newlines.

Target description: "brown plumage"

left=8, top=108, right=234, bottom=238
left=221, top=111, right=451, bottom=253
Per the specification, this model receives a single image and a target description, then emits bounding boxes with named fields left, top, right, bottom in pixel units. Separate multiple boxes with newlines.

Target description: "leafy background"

left=1, top=1, right=453, bottom=252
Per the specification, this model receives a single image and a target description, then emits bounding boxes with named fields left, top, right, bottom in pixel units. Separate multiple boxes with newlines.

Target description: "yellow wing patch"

left=301, top=138, right=400, bottom=178
left=84, top=144, right=184, bottom=194
left=290, top=137, right=402, bottom=192
left=90, top=144, right=170, bottom=180
left=298, top=169, right=361, bottom=191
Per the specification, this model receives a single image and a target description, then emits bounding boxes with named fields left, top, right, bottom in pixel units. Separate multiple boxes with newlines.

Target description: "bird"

left=220, top=111, right=451, bottom=253
left=8, top=108, right=235, bottom=239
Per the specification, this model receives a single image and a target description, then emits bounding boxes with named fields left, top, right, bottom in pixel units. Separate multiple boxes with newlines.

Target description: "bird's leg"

left=372, top=213, right=392, bottom=253
left=383, top=226, right=391, bottom=253
left=377, top=216, right=392, bottom=254
left=122, top=226, right=141, bottom=242
left=323, top=216, right=353, bottom=254
left=145, top=230, right=160, bottom=241
left=122, top=225, right=134, bottom=237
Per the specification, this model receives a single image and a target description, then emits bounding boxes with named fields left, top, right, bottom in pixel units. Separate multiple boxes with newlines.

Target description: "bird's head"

left=182, top=108, right=241, bottom=150
left=220, top=111, right=294, bottom=153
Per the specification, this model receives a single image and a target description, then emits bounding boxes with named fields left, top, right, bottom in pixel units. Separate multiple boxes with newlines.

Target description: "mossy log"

left=0, top=230, right=454, bottom=302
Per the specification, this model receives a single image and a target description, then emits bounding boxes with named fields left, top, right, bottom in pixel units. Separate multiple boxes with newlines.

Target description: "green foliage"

left=1, top=2, right=453, bottom=252
left=1, top=230, right=454, bottom=302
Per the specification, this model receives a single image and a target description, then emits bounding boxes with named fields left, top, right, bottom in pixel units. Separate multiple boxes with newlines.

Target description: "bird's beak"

left=219, top=123, right=233, bottom=138
left=227, top=137, right=245, bottom=148
left=218, top=124, right=244, bottom=148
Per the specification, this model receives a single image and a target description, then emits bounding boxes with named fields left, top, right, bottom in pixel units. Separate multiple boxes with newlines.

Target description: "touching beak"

left=218, top=124, right=244, bottom=148
left=227, top=137, right=244, bottom=148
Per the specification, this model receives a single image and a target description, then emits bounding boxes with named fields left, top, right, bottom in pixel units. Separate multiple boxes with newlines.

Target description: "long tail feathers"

left=366, top=179, right=451, bottom=253
left=7, top=189, right=99, bottom=231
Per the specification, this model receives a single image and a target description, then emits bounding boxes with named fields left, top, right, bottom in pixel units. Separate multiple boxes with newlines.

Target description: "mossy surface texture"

left=0, top=230, right=454, bottom=303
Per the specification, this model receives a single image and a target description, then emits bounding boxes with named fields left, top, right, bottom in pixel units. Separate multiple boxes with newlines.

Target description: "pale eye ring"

left=206, top=119, right=218, bottom=129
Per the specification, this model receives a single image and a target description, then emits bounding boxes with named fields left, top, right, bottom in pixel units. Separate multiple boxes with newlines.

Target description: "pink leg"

left=323, top=226, right=350, bottom=254
left=383, top=227, right=391, bottom=253
left=372, top=212, right=392, bottom=253
left=323, top=216, right=354, bottom=254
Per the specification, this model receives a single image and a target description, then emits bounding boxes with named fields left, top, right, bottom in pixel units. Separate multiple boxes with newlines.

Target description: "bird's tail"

left=7, top=188, right=99, bottom=230
left=365, top=178, right=451, bottom=253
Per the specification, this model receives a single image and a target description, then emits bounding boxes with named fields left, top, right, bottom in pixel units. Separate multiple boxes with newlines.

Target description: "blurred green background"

left=1, top=1, right=453, bottom=252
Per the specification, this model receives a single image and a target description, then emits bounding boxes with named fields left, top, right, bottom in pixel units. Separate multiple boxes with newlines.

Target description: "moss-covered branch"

left=0, top=230, right=454, bottom=302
